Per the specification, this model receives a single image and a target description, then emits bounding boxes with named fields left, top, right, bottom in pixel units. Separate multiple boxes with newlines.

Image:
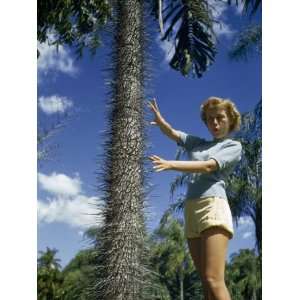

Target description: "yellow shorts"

left=184, top=196, right=234, bottom=239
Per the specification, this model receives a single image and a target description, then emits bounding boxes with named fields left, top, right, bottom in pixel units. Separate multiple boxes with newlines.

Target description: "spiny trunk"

left=93, top=1, right=149, bottom=299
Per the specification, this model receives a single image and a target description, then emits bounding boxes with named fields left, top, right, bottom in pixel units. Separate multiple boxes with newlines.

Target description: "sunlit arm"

left=168, top=159, right=218, bottom=173
left=149, top=155, right=218, bottom=173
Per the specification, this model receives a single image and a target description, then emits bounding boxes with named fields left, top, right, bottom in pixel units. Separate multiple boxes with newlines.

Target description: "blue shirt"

left=176, top=130, right=242, bottom=201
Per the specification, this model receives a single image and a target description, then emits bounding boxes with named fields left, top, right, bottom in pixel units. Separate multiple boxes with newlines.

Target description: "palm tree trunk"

left=179, top=272, right=184, bottom=300
left=255, top=197, right=262, bottom=256
left=93, top=1, right=149, bottom=299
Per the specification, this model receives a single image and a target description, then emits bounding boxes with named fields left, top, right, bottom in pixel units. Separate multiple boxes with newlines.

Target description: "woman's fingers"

left=149, top=155, right=168, bottom=172
left=153, top=165, right=165, bottom=172
left=149, top=155, right=161, bottom=160
left=153, top=98, right=159, bottom=110
left=148, top=98, right=160, bottom=113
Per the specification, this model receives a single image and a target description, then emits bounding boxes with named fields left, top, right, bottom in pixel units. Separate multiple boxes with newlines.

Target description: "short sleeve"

left=209, top=140, right=242, bottom=170
left=176, top=130, right=205, bottom=151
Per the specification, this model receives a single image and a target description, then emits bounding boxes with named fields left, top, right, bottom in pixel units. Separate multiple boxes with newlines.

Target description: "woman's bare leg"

left=187, top=237, right=213, bottom=300
left=200, top=227, right=231, bottom=300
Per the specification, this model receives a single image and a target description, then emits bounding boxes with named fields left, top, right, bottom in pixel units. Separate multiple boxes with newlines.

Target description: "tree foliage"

left=60, top=249, right=96, bottom=299
left=37, top=112, right=73, bottom=166
left=227, top=0, right=261, bottom=16
left=151, top=0, right=217, bottom=77
left=37, top=247, right=64, bottom=300
left=228, top=24, right=261, bottom=61
left=227, top=0, right=262, bottom=60
left=226, top=249, right=261, bottom=300
left=227, top=138, right=262, bottom=254
left=149, top=215, right=204, bottom=299
left=37, top=0, right=111, bottom=57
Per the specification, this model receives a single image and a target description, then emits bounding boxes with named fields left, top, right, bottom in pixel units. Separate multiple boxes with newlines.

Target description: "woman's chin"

left=214, top=133, right=226, bottom=140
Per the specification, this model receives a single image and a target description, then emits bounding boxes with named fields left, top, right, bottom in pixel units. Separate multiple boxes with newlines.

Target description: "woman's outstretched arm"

left=149, top=155, right=218, bottom=173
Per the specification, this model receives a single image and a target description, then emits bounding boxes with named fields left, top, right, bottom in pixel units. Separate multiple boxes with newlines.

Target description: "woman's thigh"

left=187, top=237, right=211, bottom=298
left=200, top=227, right=230, bottom=280
left=187, top=237, right=203, bottom=276
left=188, top=227, right=230, bottom=276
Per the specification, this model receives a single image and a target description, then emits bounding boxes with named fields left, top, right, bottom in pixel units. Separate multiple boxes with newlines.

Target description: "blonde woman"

left=148, top=97, right=242, bottom=300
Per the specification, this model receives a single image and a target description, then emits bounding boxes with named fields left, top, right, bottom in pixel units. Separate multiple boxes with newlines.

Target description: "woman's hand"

left=147, top=98, right=165, bottom=127
left=149, top=155, right=172, bottom=172
left=147, top=98, right=181, bottom=143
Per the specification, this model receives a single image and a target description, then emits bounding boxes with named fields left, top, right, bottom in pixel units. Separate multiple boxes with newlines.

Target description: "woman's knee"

left=204, top=273, right=226, bottom=290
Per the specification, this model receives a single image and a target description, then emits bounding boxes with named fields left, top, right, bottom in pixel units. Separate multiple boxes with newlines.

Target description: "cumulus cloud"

left=157, top=36, right=175, bottom=66
left=236, top=216, right=255, bottom=239
left=209, top=0, right=235, bottom=38
left=237, top=216, right=254, bottom=227
left=213, top=22, right=235, bottom=38
left=38, top=195, right=100, bottom=229
left=209, top=0, right=228, bottom=19
left=38, top=172, right=101, bottom=229
left=38, top=95, right=73, bottom=115
left=242, top=231, right=253, bottom=239
left=38, top=172, right=82, bottom=196
left=37, top=40, right=78, bottom=77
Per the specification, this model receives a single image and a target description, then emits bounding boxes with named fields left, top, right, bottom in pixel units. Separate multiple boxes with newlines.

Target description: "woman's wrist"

left=168, top=160, right=177, bottom=170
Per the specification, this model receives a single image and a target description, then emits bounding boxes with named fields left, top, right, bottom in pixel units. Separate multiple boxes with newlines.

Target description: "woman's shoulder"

left=214, top=138, right=242, bottom=153
left=222, top=138, right=242, bottom=147
left=176, top=130, right=208, bottom=150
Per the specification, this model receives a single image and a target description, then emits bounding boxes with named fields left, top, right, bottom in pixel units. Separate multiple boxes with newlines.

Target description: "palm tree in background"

left=149, top=214, right=204, bottom=300
left=227, top=138, right=262, bottom=254
left=38, top=247, right=62, bottom=270
left=37, top=247, right=64, bottom=300
left=228, top=0, right=262, bottom=60
left=226, top=249, right=261, bottom=300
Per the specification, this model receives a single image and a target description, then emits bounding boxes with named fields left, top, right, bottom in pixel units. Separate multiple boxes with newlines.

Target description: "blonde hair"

left=200, top=96, right=241, bottom=133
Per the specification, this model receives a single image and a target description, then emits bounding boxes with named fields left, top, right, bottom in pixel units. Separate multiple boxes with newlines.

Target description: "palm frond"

left=226, top=0, right=261, bottom=16
left=228, top=24, right=261, bottom=61
left=153, top=0, right=216, bottom=77
left=242, top=0, right=261, bottom=16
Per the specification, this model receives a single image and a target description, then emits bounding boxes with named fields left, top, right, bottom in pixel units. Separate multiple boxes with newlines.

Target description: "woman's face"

left=205, top=106, right=231, bottom=139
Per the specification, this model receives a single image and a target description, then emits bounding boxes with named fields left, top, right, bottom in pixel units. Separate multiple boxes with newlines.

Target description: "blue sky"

left=37, top=2, right=261, bottom=268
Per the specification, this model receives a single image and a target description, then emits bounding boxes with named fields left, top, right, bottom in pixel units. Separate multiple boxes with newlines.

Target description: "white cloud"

left=37, top=40, right=78, bottom=77
left=237, top=216, right=254, bottom=227
left=38, top=195, right=100, bottom=229
left=157, top=36, right=175, bottom=66
left=242, top=231, right=253, bottom=239
left=234, top=5, right=244, bottom=15
left=38, top=172, right=82, bottom=196
left=38, top=95, right=73, bottom=114
left=208, top=0, right=236, bottom=38
left=213, top=22, right=235, bottom=38
left=209, top=0, right=228, bottom=19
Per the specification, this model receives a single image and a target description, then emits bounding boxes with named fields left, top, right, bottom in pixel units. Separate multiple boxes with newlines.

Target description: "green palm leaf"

left=153, top=0, right=217, bottom=77
left=229, top=24, right=261, bottom=61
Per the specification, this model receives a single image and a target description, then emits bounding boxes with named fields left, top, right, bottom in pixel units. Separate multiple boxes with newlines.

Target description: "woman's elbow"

left=204, top=160, right=218, bottom=173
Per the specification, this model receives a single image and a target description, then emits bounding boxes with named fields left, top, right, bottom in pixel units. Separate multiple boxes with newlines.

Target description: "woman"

left=148, top=97, right=242, bottom=300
